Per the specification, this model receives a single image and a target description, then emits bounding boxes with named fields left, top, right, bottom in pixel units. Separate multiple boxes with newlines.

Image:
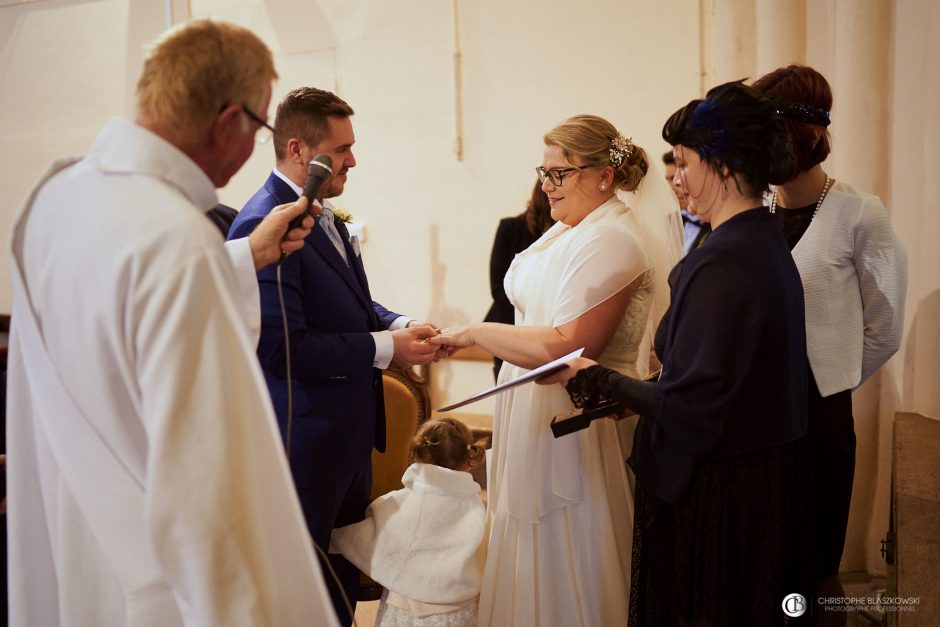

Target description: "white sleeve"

left=330, top=513, right=380, bottom=575
left=371, top=330, right=393, bottom=369
left=135, top=249, right=338, bottom=627
left=331, top=494, right=398, bottom=576
left=224, top=237, right=261, bottom=346
left=552, top=224, right=649, bottom=327
left=854, top=196, right=908, bottom=384
left=388, top=315, right=411, bottom=331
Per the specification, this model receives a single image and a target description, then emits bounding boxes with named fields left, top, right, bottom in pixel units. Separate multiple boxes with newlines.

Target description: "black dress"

left=776, top=202, right=856, bottom=580
left=483, top=214, right=540, bottom=378
left=569, top=209, right=815, bottom=626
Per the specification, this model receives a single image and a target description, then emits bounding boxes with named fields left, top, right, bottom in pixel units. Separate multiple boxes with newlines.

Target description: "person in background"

left=431, top=114, right=682, bottom=626
left=753, top=64, right=908, bottom=626
left=332, top=417, right=487, bottom=627
left=542, top=81, right=815, bottom=625
left=483, top=178, right=554, bottom=379
left=228, top=86, right=444, bottom=625
left=206, top=202, right=238, bottom=237
left=6, top=19, right=337, bottom=626
left=663, top=150, right=710, bottom=254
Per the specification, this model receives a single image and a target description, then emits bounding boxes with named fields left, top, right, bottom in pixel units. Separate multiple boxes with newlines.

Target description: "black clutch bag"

left=550, top=401, right=624, bottom=438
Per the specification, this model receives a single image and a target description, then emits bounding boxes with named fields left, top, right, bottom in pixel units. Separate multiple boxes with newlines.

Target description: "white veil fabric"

left=616, top=157, right=684, bottom=358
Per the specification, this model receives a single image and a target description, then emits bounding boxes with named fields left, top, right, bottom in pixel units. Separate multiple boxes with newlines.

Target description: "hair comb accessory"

left=609, top=134, right=634, bottom=168
left=677, top=98, right=727, bottom=160
left=774, top=101, right=831, bottom=127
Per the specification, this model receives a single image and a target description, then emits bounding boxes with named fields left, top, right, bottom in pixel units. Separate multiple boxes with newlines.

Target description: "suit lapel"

left=334, top=220, right=371, bottom=296
left=263, top=174, right=372, bottom=311
left=309, top=226, right=373, bottom=312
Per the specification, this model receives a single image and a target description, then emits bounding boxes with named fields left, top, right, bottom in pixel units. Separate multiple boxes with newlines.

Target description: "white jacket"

left=790, top=181, right=907, bottom=396
left=331, top=463, right=485, bottom=605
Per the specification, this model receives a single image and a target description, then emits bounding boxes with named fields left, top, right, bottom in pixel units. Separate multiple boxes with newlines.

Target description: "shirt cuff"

left=371, top=330, right=394, bottom=369
left=224, top=237, right=261, bottom=347
left=388, top=316, right=411, bottom=331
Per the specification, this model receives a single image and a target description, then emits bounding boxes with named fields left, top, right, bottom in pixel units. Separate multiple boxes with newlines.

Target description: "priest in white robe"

left=6, top=20, right=337, bottom=627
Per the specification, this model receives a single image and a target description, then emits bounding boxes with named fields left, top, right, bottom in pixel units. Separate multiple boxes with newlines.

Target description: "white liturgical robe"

left=7, top=118, right=338, bottom=627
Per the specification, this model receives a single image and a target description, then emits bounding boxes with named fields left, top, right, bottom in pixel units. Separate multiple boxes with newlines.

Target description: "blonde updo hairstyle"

left=544, top=114, right=649, bottom=192
left=410, top=417, right=487, bottom=471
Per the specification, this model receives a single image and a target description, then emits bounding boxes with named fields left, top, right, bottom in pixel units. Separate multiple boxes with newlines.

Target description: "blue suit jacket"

left=228, top=173, right=401, bottom=491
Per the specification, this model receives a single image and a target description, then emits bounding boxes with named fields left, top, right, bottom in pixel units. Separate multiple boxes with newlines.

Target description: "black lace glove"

left=565, top=365, right=658, bottom=416
left=565, top=365, right=617, bottom=408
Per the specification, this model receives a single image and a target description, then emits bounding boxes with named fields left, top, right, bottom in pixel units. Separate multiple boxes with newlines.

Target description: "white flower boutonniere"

left=333, top=208, right=354, bottom=224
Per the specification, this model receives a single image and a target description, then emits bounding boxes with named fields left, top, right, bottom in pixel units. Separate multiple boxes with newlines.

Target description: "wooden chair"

left=358, top=362, right=432, bottom=601
left=371, top=362, right=432, bottom=500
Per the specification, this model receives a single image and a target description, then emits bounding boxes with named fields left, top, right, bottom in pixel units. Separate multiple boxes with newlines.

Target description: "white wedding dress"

left=478, top=196, right=660, bottom=627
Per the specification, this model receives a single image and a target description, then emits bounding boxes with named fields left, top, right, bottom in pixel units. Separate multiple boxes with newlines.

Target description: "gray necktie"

left=317, top=208, right=349, bottom=266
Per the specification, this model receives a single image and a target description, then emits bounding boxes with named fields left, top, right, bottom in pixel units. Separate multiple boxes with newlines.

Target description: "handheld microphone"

left=290, top=154, right=333, bottom=229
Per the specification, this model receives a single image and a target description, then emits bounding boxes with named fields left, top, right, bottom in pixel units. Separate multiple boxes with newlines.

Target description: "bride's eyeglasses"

left=536, top=166, right=580, bottom=186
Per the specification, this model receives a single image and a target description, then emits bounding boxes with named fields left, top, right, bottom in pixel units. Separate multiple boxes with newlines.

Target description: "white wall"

left=1, top=0, right=700, bottom=409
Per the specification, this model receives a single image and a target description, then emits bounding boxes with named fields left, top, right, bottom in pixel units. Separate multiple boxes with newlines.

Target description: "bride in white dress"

left=431, top=115, right=681, bottom=627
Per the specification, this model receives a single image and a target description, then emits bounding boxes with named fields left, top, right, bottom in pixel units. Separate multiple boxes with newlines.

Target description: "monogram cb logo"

left=782, top=593, right=807, bottom=617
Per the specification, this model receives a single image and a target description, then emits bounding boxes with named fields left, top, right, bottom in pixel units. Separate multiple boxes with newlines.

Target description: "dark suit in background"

left=681, top=210, right=711, bottom=255
left=206, top=203, right=238, bottom=237
left=483, top=215, right=541, bottom=378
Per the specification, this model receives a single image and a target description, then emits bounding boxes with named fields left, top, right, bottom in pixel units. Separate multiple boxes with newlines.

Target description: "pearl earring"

left=600, top=185, right=607, bottom=191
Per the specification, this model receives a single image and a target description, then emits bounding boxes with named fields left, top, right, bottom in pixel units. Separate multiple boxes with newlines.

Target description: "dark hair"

left=662, top=80, right=796, bottom=197
left=662, top=151, right=676, bottom=166
left=273, top=87, right=354, bottom=161
left=751, top=64, right=833, bottom=172
left=410, top=417, right=486, bottom=471
left=524, top=178, right=553, bottom=238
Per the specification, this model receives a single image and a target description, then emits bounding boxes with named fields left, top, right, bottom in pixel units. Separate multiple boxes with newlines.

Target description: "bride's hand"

left=427, top=326, right=476, bottom=348
left=536, top=357, right=598, bottom=386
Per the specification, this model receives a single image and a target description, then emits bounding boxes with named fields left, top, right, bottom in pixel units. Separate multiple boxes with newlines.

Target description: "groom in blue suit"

left=228, top=87, right=440, bottom=624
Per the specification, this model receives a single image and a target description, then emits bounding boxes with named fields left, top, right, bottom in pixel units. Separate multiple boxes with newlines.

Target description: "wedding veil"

left=617, top=157, right=684, bottom=358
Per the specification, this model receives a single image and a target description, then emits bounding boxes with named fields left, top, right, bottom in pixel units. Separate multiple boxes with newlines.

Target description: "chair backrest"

left=371, top=363, right=431, bottom=500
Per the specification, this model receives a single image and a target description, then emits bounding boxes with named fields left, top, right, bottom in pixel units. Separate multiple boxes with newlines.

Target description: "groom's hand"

left=426, top=326, right=474, bottom=361
left=407, top=320, right=441, bottom=334
left=408, top=320, right=456, bottom=361
left=391, top=325, right=438, bottom=367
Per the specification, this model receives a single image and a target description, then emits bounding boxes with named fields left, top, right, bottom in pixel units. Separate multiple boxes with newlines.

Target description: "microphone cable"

left=276, top=252, right=359, bottom=627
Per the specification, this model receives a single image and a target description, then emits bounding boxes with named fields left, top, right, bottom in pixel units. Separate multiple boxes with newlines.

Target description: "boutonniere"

left=332, top=208, right=354, bottom=224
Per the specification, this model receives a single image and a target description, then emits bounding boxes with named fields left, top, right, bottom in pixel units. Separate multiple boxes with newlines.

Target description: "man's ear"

left=211, top=104, right=244, bottom=148
left=286, top=137, right=305, bottom=165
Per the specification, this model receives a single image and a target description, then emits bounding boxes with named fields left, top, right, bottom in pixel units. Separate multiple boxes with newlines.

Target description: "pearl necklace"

left=770, top=176, right=833, bottom=219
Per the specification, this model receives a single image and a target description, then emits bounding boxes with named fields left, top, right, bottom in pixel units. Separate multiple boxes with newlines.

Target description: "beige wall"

left=1, top=0, right=937, bottom=575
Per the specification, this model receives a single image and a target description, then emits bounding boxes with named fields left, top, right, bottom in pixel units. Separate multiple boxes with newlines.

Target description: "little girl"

left=331, top=417, right=487, bottom=627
